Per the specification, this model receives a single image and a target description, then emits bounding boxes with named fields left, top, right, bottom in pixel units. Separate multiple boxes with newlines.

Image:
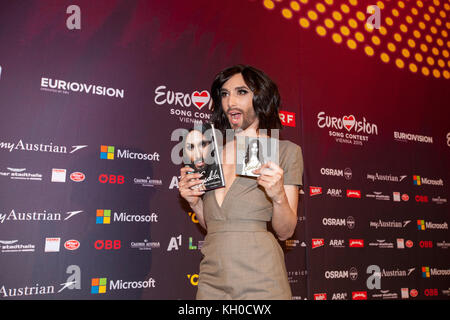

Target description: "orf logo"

left=279, top=110, right=296, bottom=127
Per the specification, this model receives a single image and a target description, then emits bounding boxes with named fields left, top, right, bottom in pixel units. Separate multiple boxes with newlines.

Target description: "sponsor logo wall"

left=0, top=0, right=448, bottom=300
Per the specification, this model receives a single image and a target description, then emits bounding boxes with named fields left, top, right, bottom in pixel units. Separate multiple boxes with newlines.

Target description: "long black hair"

left=210, top=65, right=283, bottom=136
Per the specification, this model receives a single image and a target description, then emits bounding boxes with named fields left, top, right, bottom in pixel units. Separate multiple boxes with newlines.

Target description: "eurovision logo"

left=41, top=77, right=124, bottom=99
left=154, top=85, right=212, bottom=124
left=317, top=111, right=378, bottom=146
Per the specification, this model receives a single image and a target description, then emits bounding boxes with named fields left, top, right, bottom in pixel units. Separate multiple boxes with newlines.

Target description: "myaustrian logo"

left=91, top=277, right=156, bottom=294
left=100, top=145, right=160, bottom=161
left=0, top=209, right=83, bottom=224
left=0, top=139, right=87, bottom=154
left=41, top=77, right=124, bottom=99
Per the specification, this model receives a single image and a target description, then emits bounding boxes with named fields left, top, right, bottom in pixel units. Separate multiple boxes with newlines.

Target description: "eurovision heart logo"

left=191, top=91, right=210, bottom=110
left=342, top=115, right=356, bottom=131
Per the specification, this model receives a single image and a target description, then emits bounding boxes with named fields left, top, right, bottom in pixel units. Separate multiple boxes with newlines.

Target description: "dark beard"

left=230, top=109, right=257, bottom=132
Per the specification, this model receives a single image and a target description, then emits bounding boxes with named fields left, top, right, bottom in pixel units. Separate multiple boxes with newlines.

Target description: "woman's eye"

left=238, top=89, right=248, bottom=95
left=220, top=91, right=228, bottom=97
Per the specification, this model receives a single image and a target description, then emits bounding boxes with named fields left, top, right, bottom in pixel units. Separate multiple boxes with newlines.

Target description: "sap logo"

left=66, top=5, right=81, bottom=30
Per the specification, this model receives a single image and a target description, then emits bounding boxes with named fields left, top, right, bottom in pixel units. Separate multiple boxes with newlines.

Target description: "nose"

left=193, top=145, right=202, bottom=160
left=225, top=92, right=237, bottom=110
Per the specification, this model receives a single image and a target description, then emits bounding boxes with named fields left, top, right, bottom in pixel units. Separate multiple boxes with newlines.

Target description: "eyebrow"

left=220, top=85, right=250, bottom=92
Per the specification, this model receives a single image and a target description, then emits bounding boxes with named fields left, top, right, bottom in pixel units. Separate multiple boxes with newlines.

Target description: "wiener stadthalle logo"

left=100, top=145, right=160, bottom=161
left=91, top=277, right=156, bottom=294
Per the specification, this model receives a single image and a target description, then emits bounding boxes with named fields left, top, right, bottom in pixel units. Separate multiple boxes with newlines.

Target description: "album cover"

left=235, top=136, right=279, bottom=177
left=182, top=123, right=225, bottom=191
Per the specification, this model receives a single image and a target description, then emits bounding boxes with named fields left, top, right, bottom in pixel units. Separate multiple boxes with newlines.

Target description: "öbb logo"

left=98, top=174, right=125, bottom=184
left=94, top=240, right=121, bottom=250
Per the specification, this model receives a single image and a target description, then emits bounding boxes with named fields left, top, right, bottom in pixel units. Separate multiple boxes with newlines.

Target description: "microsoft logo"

left=422, top=267, right=430, bottom=278
left=413, top=175, right=421, bottom=186
left=91, top=277, right=107, bottom=294
left=100, top=145, right=115, bottom=160
left=417, top=220, right=425, bottom=230
left=96, top=209, right=111, bottom=224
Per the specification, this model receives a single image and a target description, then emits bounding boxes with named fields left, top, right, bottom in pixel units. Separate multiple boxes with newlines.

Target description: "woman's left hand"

left=253, top=161, right=285, bottom=202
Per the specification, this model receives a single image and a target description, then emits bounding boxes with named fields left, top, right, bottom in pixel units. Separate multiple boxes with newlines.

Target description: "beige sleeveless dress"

left=196, top=140, right=303, bottom=300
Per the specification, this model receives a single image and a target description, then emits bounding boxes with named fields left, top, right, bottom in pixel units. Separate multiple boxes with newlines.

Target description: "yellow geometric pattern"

left=261, top=0, right=450, bottom=79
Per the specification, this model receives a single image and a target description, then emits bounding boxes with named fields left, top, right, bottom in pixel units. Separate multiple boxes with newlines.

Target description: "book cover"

left=235, top=136, right=279, bottom=177
left=182, top=123, right=225, bottom=191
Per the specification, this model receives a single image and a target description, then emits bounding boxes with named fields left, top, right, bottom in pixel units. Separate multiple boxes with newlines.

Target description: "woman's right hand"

left=179, top=166, right=205, bottom=207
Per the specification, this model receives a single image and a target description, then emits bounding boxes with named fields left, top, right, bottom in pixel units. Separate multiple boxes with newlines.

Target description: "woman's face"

left=220, top=73, right=257, bottom=131
left=185, top=130, right=211, bottom=170
left=250, top=141, right=258, bottom=156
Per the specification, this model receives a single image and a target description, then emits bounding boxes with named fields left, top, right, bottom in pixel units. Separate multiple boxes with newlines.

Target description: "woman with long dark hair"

left=179, top=65, right=303, bottom=300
